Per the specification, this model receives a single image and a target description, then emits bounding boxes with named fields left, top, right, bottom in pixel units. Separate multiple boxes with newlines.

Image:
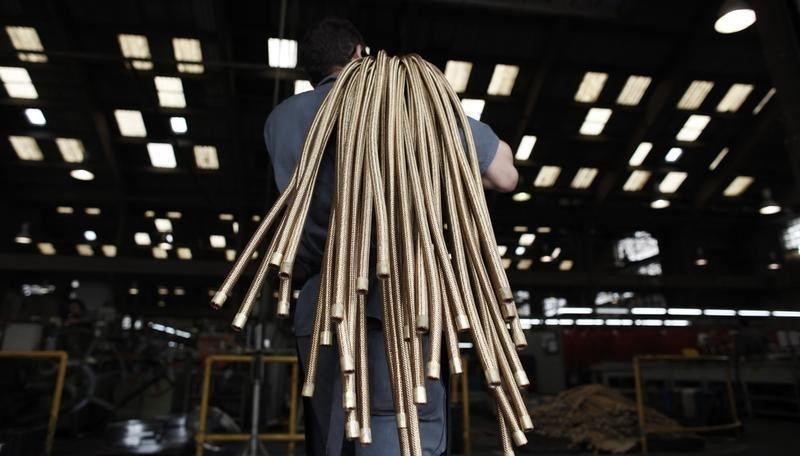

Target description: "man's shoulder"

left=266, top=89, right=325, bottom=127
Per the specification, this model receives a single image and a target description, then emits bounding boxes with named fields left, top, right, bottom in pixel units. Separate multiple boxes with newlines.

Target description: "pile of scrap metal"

left=530, top=384, right=693, bottom=453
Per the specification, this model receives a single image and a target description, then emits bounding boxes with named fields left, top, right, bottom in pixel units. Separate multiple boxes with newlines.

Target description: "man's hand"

left=482, top=140, right=519, bottom=192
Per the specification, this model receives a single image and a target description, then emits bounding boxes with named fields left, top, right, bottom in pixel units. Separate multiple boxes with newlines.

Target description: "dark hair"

left=300, top=17, right=364, bottom=85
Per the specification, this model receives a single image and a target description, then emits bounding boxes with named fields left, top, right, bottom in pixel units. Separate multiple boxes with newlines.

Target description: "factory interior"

left=1, top=0, right=800, bottom=455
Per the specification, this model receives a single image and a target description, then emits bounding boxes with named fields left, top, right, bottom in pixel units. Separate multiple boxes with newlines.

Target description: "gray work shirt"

left=264, top=74, right=500, bottom=336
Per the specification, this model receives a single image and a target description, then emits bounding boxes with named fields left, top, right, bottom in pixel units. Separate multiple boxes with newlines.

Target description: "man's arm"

left=482, top=140, right=518, bottom=192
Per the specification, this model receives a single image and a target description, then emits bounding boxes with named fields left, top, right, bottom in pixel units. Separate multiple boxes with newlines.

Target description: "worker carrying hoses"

left=212, top=16, right=529, bottom=456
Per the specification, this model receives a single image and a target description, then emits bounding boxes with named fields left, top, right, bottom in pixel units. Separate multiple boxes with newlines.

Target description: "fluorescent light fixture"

left=76, top=244, right=94, bottom=256
left=167, top=211, right=182, bottom=219
left=154, top=76, right=186, bottom=108
left=461, top=98, right=485, bottom=120
left=722, top=176, right=753, bottom=197
left=267, top=38, right=298, bottom=68
left=579, top=107, right=612, bottom=135
left=487, top=64, right=519, bottom=96
left=551, top=247, right=561, bottom=259
left=515, top=135, right=536, bottom=161
left=576, top=319, right=604, bottom=326
left=773, top=311, right=800, bottom=318
left=225, top=249, right=236, bottom=261
left=616, top=75, right=651, bottom=106
left=219, top=213, right=234, bottom=221
left=596, top=307, right=629, bottom=315
left=114, top=109, right=147, bottom=137
left=767, top=262, right=781, bottom=270
left=514, top=246, right=526, bottom=256
left=210, top=235, right=226, bottom=248
left=294, top=80, right=313, bottom=94
left=55, top=138, right=85, bottom=163
left=38, top=242, right=56, bottom=255
left=194, top=145, right=219, bottom=170
left=570, top=167, right=598, bottom=189
left=144, top=210, right=155, bottom=218
left=25, top=108, right=46, bottom=125
left=118, top=34, right=151, bottom=59
left=668, top=308, right=702, bottom=316
left=704, top=309, right=736, bottom=316
left=177, top=247, right=192, bottom=260
left=172, top=38, right=204, bottom=73
left=84, top=230, right=97, bottom=241
left=605, top=319, right=633, bottom=326
left=513, top=226, right=529, bottom=232
left=154, top=218, right=173, bottom=233
left=715, top=7, right=756, bottom=34
left=457, top=342, right=473, bottom=349
left=497, top=245, right=508, bottom=256
left=101, top=245, right=117, bottom=257
left=85, top=207, right=101, bottom=215
left=650, top=198, right=670, bottom=209
left=676, top=115, right=710, bottom=142
left=574, top=71, right=608, bottom=103
left=502, top=258, right=512, bottom=269
left=559, top=259, right=574, bottom=271
left=716, top=83, right=753, bottom=113
left=677, top=80, right=714, bottom=110
left=738, top=310, right=769, bottom=317
left=534, top=166, right=561, bottom=187
left=0, top=66, right=38, bottom=98
left=658, top=171, right=688, bottom=193
left=169, top=116, right=188, bottom=134
left=70, top=169, right=94, bottom=181
left=174, top=287, right=186, bottom=296
left=517, top=259, right=533, bottom=270
left=444, top=60, right=472, bottom=93
left=632, top=307, right=667, bottom=315
left=152, top=246, right=168, bottom=259
left=9, top=135, right=43, bottom=161
left=519, top=233, right=536, bottom=246
left=57, top=206, right=74, bottom=214
left=623, top=170, right=651, bottom=192
left=664, top=147, right=683, bottom=163
left=709, top=147, right=729, bottom=170
left=134, top=232, right=151, bottom=246
left=752, top=88, right=775, bottom=115
left=628, top=142, right=652, bottom=166
left=6, top=26, right=44, bottom=51
left=558, top=307, right=593, bottom=315
left=146, top=143, right=177, bottom=168
left=636, top=319, right=663, bottom=326
left=512, top=192, right=531, bottom=202
left=664, top=320, right=691, bottom=327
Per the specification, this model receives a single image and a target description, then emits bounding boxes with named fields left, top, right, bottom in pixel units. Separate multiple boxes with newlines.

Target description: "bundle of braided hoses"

left=210, top=51, right=532, bottom=455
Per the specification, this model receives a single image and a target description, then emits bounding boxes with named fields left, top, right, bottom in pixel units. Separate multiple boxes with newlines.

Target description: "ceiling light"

left=664, top=147, right=683, bottom=163
left=5, top=26, right=44, bottom=51
left=444, top=60, right=472, bottom=93
left=167, top=211, right=182, bottom=219
left=38, top=242, right=56, bottom=255
left=574, top=71, right=608, bottom=103
left=15, top=222, right=31, bottom=244
left=767, top=262, right=781, bottom=270
left=146, top=143, right=177, bottom=168
left=658, top=171, right=688, bottom=193
left=704, top=309, right=736, bottom=316
left=101, top=245, right=117, bottom=257
left=579, top=107, right=612, bottom=135
left=694, top=247, right=708, bottom=266
left=723, top=176, right=753, bottom=196
left=210, top=235, right=226, bottom=248
left=667, top=308, right=702, bottom=316
left=534, top=165, right=561, bottom=187
left=502, top=258, right=512, bottom=269
left=752, top=88, right=775, bottom=115
left=677, top=80, right=714, bottom=110
left=632, top=307, right=667, bottom=315
left=70, top=169, right=95, bottom=181
left=0, top=66, right=38, bottom=99
left=57, top=206, right=74, bottom=214
left=85, top=207, right=101, bottom=215
left=512, top=192, right=531, bottom=202
left=558, top=307, right=593, bottom=315
left=759, top=189, right=781, bottom=215
left=519, top=233, right=536, bottom=246
left=55, top=138, right=85, bottom=163
left=515, top=246, right=526, bottom=256
left=650, top=199, right=670, bottom=209
left=514, top=226, right=529, bottom=232
left=177, top=247, right=192, bottom=260
left=605, top=319, right=634, bottom=326
left=676, top=115, right=710, bottom=142
left=83, top=230, right=97, bottom=241
left=114, top=109, right=147, bottom=137
left=616, top=75, right=652, bottom=106
left=118, top=34, right=151, bottom=59
left=517, top=259, right=533, bottom=270
left=716, top=83, right=753, bottom=113
left=497, top=245, right=508, bottom=256
left=294, top=80, right=313, bottom=94
left=172, top=38, right=203, bottom=73
left=714, top=1, right=756, bottom=34
left=152, top=246, right=168, bottom=259
left=596, top=308, right=629, bottom=315
left=9, top=135, right=43, bottom=160
left=154, top=218, right=173, bottom=232
left=623, top=170, right=651, bottom=192
left=267, top=38, right=298, bottom=68
left=25, top=108, right=46, bottom=125
left=76, top=244, right=94, bottom=256
left=225, top=249, right=236, bottom=261
left=628, top=142, right=652, bottom=167
left=169, top=116, right=188, bottom=134
left=515, top=135, right=536, bottom=161
left=738, top=310, right=770, bottom=317
left=219, top=213, right=234, bottom=221
left=559, top=259, right=573, bottom=271
left=194, top=145, right=219, bottom=170
left=709, top=147, right=729, bottom=170
left=154, top=76, right=186, bottom=108
left=551, top=247, right=561, bottom=259
left=570, top=167, right=598, bottom=189
left=487, top=64, right=519, bottom=96
left=144, top=210, right=155, bottom=218
left=461, top=98, right=485, bottom=120
left=134, top=232, right=151, bottom=246
left=773, top=311, right=800, bottom=318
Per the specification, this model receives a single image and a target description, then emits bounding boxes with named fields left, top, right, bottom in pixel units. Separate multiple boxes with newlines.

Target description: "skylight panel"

left=616, top=75, right=651, bottom=106
left=194, top=145, right=219, bottom=170
left=170, top=116, right=188, bottom=134
left=55, top=138, right=85, bottom=163
left=134, top=232, right=151, bottom=245
left=752, top=88, right=775, bottom=115
left=534, top=166, right=561, bottom=187
left=444, top=60, right=472, bottom=93
left=267, top=38, right=298, bottom=68
left=664, top=147, right=683, bottom=163
left=574, top=71, right=607, bottom=103
left=623, top=170, right=651, bottom=192
left=0, top=66, right=38, bottom=99
left=6, top=26, right=44, bottom=51
left=38, top=242, right=56, bottom=255
left=579, top=108, right=612, bottom=135
left=658, top=171, right=688, bottom=193
left=677, top=80, right=713, bottom=110
left=628, top=142, right=652, bottom=166
left=515, top=135, right=536, bottom=161
left=114, top=109, right=147, bottom=137
left=9, top=135, right=43, bottom=161
left=709, top=147, right=728, bottom=170
left=172, top=38, right=204, bottom=73
left=716, top=83, right=753, bottom=113
left=118, top=34, right=153, bottom=70
left=154, top=76, right=186, bottom=108
left=146, top=143, right=177, bottom=168
left=461, top=98, right=485, bottom=120
left=676, top=115, right=710, bottom=142
left=570, top=167, right=598, bottom=189
left=25, top=108, right=46, bottom=125
left=487, top=64, right=519, bottom=96
left=519, top=233, right=536, bottom=246
left=210, top=235, right=226, bottom=248
left=722, top=176, right=754, bottom=197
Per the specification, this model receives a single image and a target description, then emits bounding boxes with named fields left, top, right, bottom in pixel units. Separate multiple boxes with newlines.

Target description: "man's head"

left=300, top=17, right=364, bottom=85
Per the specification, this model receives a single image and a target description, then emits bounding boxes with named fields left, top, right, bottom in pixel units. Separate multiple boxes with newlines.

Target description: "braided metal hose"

left=212, top=51, right=532, bottom=455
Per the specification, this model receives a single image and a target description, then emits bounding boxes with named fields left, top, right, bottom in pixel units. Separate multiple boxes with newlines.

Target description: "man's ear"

left=352, top=44, right=363, bottom=59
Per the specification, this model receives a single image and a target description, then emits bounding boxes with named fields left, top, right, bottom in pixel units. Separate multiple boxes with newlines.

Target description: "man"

left=264, top=17, right=518, bottom=456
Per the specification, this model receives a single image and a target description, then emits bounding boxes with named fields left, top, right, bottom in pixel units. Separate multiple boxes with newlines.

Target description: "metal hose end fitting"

left=414, top=386, right=427, bottom=404
left=486, top=367, right=501, bottom=385
left=278, top=260, right=293, bottom=279
left=512, top=430, right=527, bottom=447
left=276, top=299, right=290, bottom=318
left=346, top=417, right=360, bottom=440
left=268, top=251, right=283, bottom=269
left=359, top=427, right=372, bottom=445
left=426, top=361, right=440, bottom=380
left=231, top=313, right=248, bottom=331
left=210, top=291, right=228, bottom=309
left=395, top=412, right=407, bottom=429
left=450, top=356, right=463, bottom=375
left=455, top=314, right=470, bottom=331
left=320, top=330, right=333, bottom=346
left=521, top=414, right=534, bottom=431
left=416, top=313, right=429, bottom=332
left=301, top=382, right=315, bottom=398
left=356, top=277, right=369, bottom=293
left=514, top=370, right=530, bottom=388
